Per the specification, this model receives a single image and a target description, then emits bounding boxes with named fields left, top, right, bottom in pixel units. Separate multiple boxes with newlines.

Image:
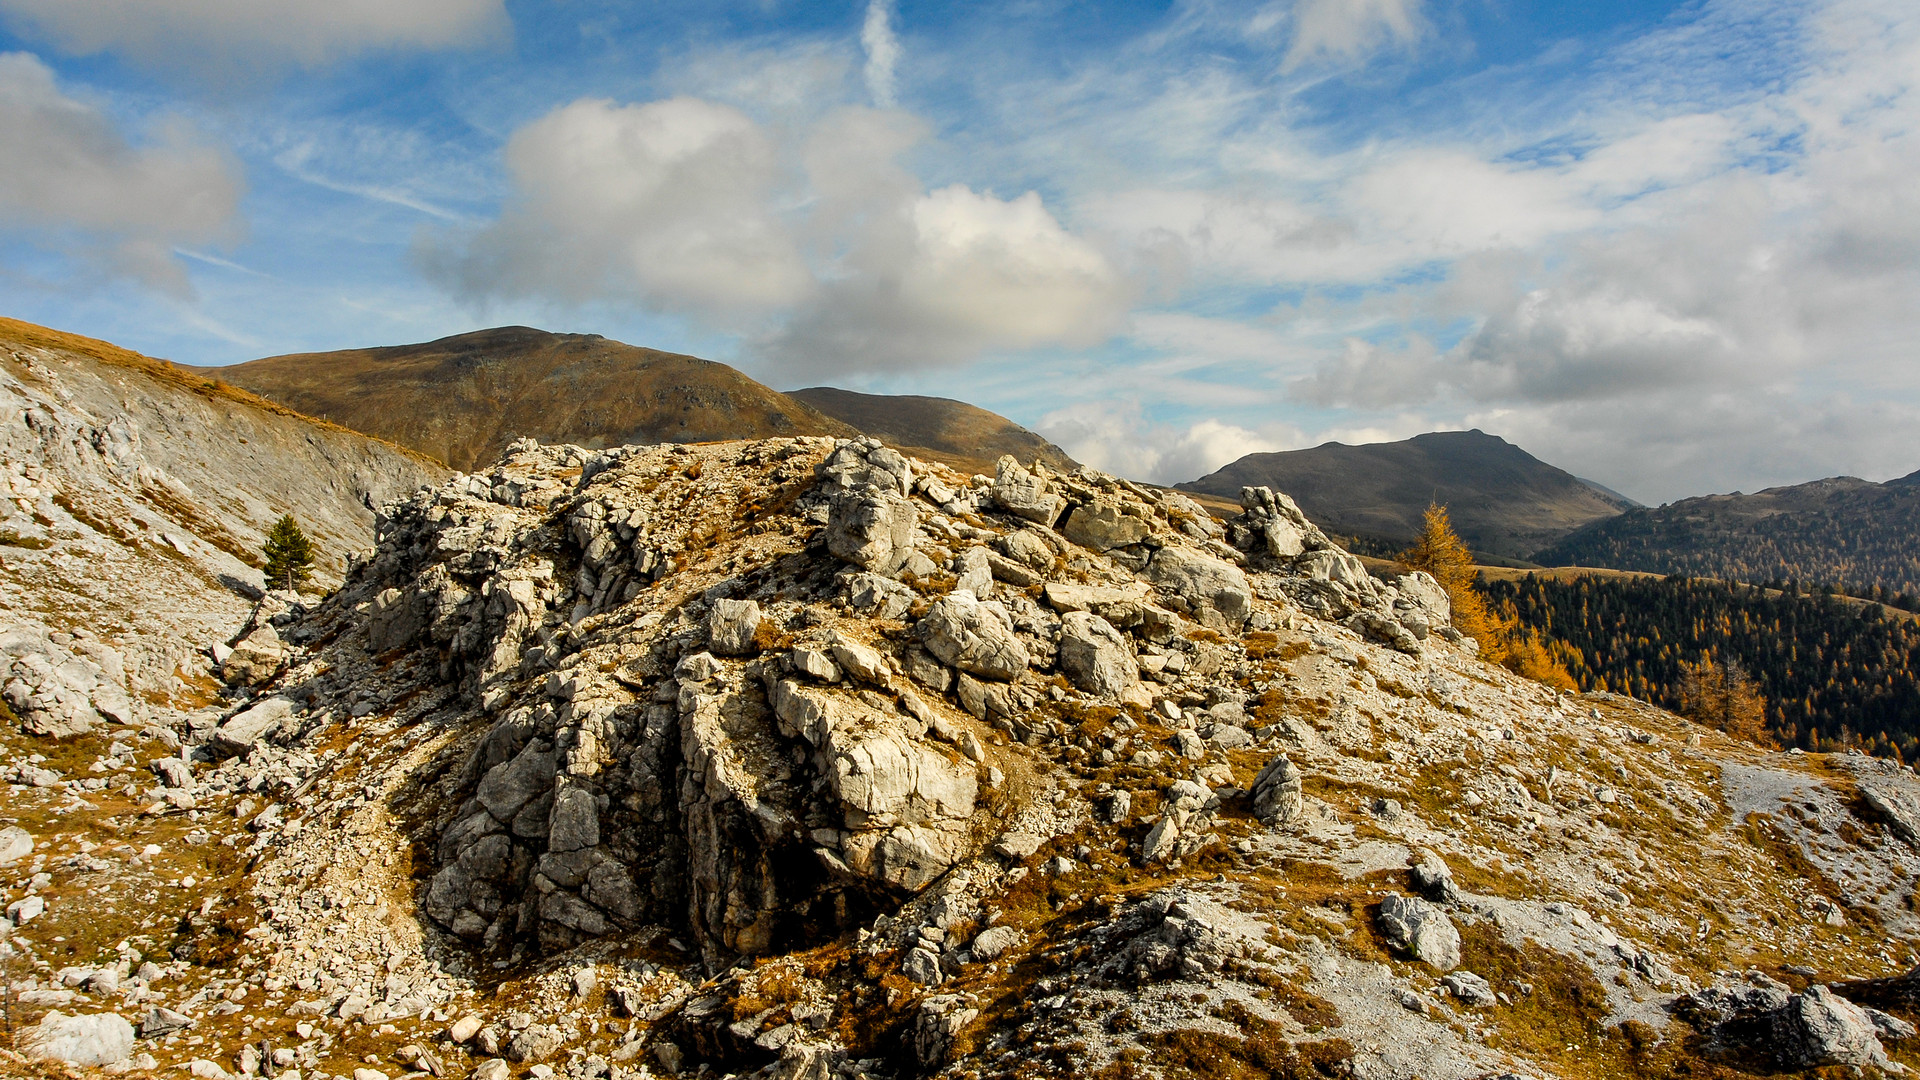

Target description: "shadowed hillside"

left=1178, top=429, right=1636, bottom=558
left=211, top=326, right=861, bottom=471
left=787, top=386, right=1076, bottom=474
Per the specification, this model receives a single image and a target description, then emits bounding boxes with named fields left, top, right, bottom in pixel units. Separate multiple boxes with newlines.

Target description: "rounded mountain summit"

left=211, top=326, right=1074, bottom=477
left=1178, top=429, right=1638, bottom=559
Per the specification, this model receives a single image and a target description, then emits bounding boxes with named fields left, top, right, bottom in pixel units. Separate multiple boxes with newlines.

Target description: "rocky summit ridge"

left=4, top=433, right=1920, bottom=1080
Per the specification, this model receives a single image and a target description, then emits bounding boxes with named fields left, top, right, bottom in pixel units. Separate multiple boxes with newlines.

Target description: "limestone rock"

left=1061, top=499, right=1150, bottom=551
left=969, top=925, right=1020, bottom=962
left=220, top=624, right=286, bottom=687
left=1392, top=571, right=1451, bottom=639
left=990, top=456, right=1064, bottom=525
left=1057, top=612, right=1136, bottom=699
left=1144, top=547, right=1251, bottom=631
left=953, top=546, right=994, bottom=598
left=1774, top=985, right=1889, bottom=1068
left=20, top=1010, right=134, bottom=1066
left=918, top=592, right=1029, bottom=681
left=997, top=529, right=1055, bottom=569
left=840, top=571, right=914, bottom=619
left=1377, top=894, right=1461, bottom=971
left=826, top=489, right=917, bottom=573
left=827, top=634, right=890, bottom=685
left=1410, top=848, right=1461, bottom=904
left=1250, top=754, right=1303, bottom=826
left=707, top=599, right=763, bottom=656
left=207, top=696, right=296, bottom=758
left=0, top=825, right=33, bottom=866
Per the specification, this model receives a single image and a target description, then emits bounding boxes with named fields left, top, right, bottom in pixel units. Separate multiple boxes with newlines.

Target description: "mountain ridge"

left=1535, top=469, right=1920, bottom=595
left=786, top=385, right=1077, bottom=474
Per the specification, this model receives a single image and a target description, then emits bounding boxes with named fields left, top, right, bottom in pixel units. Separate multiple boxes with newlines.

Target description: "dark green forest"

left=1532, top=474, right=1920, bottom=597
left=1486, top=574, right=1920, bottom=759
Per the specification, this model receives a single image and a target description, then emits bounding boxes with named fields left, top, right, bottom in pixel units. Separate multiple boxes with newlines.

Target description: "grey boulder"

left=1056, top=612, right=1136, bottom=699
left=918, top=592, right=1029, bottom=681
left=20, top=1010, right=134, bottom=1066
left=708, top=599, right=763, bottom=656
left=826, top=490, right=917, bottom=573
left=207, top=696, right=297, bottom=758
left=1377, top=893, right=1461, bottom=972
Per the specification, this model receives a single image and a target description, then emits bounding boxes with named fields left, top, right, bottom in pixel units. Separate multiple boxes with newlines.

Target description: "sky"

left=0, top=0, right=1915, bottom=504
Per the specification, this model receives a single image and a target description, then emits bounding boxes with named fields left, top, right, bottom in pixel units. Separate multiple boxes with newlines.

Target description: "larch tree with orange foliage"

left=1400, top=504, right=1577, bottom=690
left=1679, top=655, right=1774, bottom=746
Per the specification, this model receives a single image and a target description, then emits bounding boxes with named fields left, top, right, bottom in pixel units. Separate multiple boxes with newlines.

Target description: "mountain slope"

left=1178, top=429, right=1635, bottom=558
left=0, top=316, right=444, bottom=721
left=787, top=386, right=1077, bottom=473
left=1533, top=472, right=1920, bottom=595
left=212, top=326, right=861, bottom=472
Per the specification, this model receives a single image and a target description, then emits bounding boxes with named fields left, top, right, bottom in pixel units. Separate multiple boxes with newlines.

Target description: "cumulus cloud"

left=1282, top=0, right=1426, bottom=71
left=861, top=0, right=901, bottom=108
left=419, top=97, right=811, bottom=320
left=767, top=180, right=1130, bottom=377
left=426, top=94, right=1129, bottom=376
left=1037, top=401, right=1292, bottom=485
left=0, top=52, right=242, bottom=292
left=0, top=0, right=505, bottom=75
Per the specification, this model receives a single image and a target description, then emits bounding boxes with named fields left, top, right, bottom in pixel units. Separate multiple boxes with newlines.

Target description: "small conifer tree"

left=1400, top=503, right=1577, bottom=688
left=262, top=514, right=315, bottom=593
left=1680, top=655, right=1773, bottom=746
left=1400, top=504, right=1504, bottom=656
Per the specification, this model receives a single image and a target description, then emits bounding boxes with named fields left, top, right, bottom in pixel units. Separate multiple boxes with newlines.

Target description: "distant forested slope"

left=1487, top=574, right=1920, bottom=758
left=1533, top=472, right=1920, bottom=596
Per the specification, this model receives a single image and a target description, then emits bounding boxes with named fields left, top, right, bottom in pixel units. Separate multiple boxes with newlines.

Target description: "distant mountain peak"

left=1177, top=429, right=1631, bottom=558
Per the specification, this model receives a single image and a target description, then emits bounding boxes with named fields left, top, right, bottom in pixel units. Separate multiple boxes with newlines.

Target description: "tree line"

left=1482, top=573, right=1920, bottom=759
left=1533, top=480, right=1920, bottom=597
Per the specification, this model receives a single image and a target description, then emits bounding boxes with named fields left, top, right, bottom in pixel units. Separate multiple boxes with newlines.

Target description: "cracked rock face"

left=918, top=592, right=1029, bottom=682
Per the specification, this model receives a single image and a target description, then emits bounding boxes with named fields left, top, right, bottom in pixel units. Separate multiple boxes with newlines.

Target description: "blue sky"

left=1, top=0, right=1916, bottom=502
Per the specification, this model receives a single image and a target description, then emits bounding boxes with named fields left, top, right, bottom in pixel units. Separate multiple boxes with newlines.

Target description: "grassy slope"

left=0, top=317, right=438, bottom=469
left=786, top=386, right=1078, bottom=476
left=211, top=326, right=862, bottom=472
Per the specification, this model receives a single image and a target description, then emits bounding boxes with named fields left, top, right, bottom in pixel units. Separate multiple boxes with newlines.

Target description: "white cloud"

left=1348, top=150, right=1597, bottom=255
left=902, top=186, right=1125, bottom=345
left=861, top=0, right=901, bottom=108
left=424, top=92, right=1129, bottom=377
left=1282, top=0, right=1427, bottom=72
left=768, top=179, right=1130, bottom=377
left=0, top=52, right=242, bottom=292
left=0, top=0, right=505, bottom=74
left=419, top=96, right=811, bottom=320
left=1037, top=401, right=1293, bottom=485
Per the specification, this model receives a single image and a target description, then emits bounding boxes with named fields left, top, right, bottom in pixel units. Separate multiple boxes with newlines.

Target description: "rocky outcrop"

left=96, top=427, right=1920, bottom=1080
left=1226, top=485, right=1456, bottom=649
left=1377, top=894, right=1462, bottom=971
left=918, top=593, right=1029, bottom=681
